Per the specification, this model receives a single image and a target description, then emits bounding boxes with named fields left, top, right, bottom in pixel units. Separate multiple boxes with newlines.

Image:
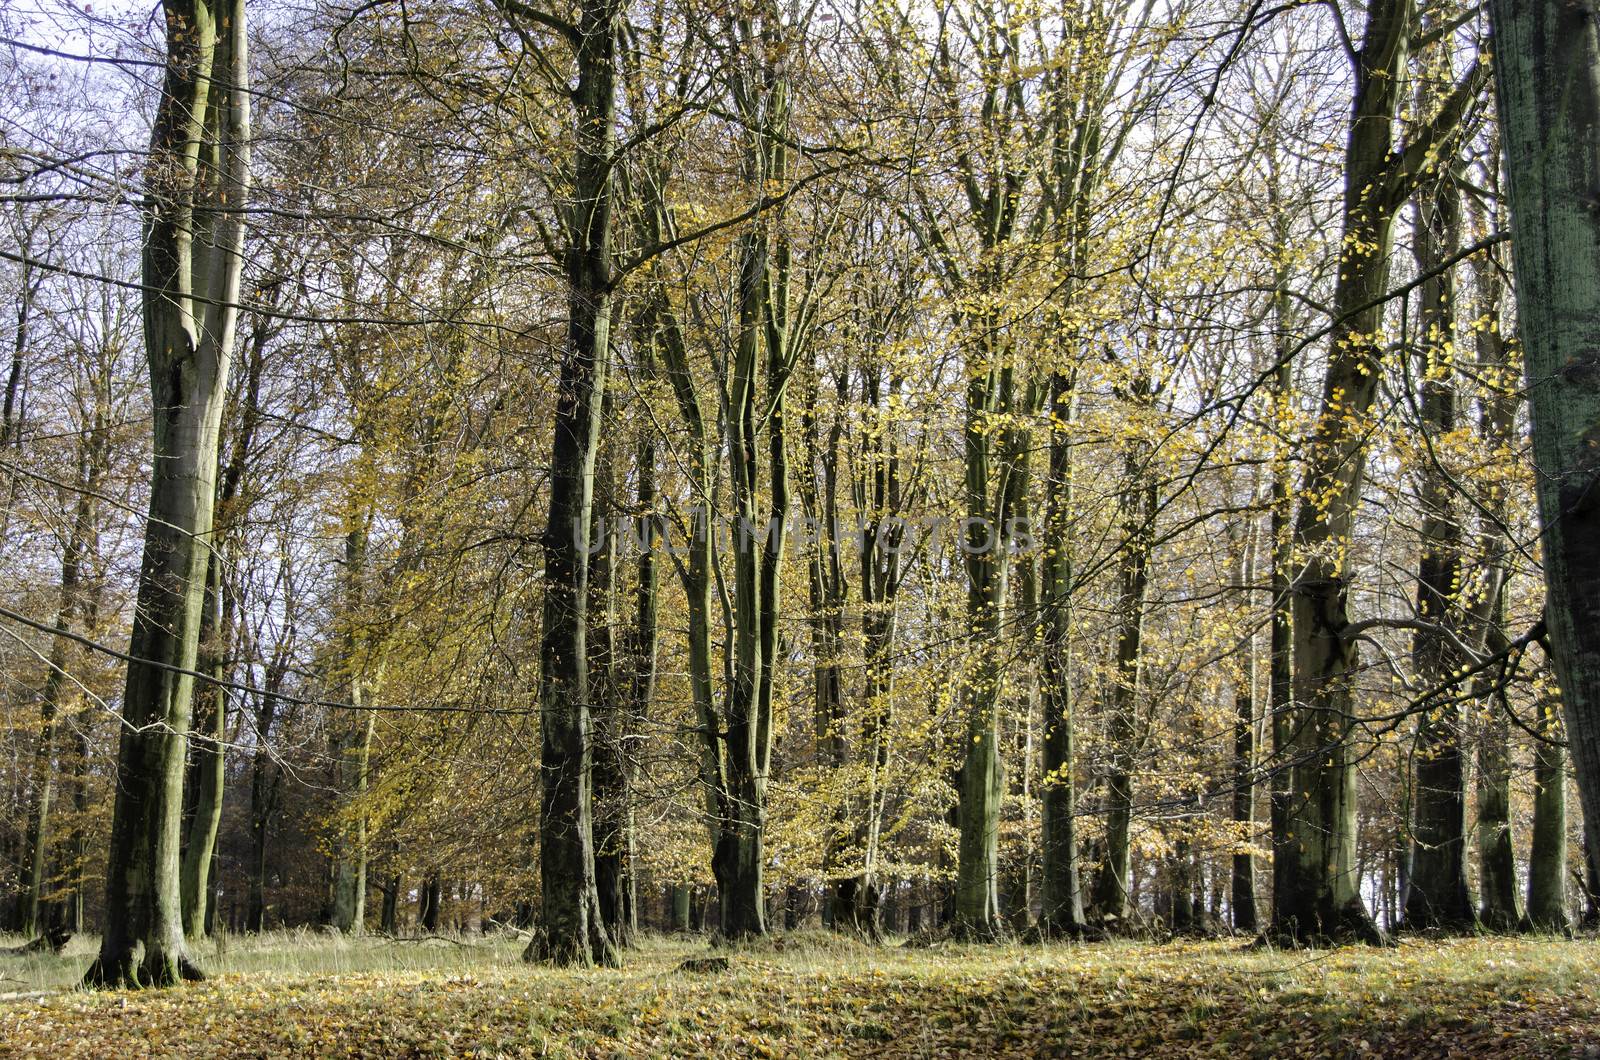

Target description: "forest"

left=3, top=0, right=1600, bottom=1053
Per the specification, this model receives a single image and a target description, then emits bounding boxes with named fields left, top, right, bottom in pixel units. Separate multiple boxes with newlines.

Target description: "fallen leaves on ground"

left=2, top=934, right=1597, bottom=1058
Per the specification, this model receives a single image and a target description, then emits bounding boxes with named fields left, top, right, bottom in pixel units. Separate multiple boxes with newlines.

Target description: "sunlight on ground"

left=3, top=931, right=1598, bottom=1056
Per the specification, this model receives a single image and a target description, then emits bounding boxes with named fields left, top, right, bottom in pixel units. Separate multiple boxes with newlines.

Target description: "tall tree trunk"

left=1402, top=163, right=1476, bottom=932
left=851, top=363, right=905, bottom=938
left=590, top=409, right=632, bottom=947
left=87, top=0, right=250, bottom=987
left=180, top=558, right=228, bottom=938
left=1476, top=693, right=1523, bottom=930
left=1267, top=274, right=1296, bottom=931
left=1527, top=701, right=1570, bottom=932
left=331, top=518, right=376, bottom=935
left=181, top=309, right=267, bottom=939
left=504, top=0, right=621, bottom=968
left=246, top=667, right=286, bottom=934
left=1232, top=518, right=1260, bottom=934
left=594, top=352, right=657, bottom=948
left=1275, top=0, right=1481, bottom=942
left=709, top=13, right=795, bottom=940
left=1489, top=0, right=1600, bottom=929
left=1093, top=443, right=1154, bottom=927
left=1038, top=374, right=1084, bottom=935
left=646, top=223, right=727, bottom=944
left=801, top=370, right=852, bottom=930
left=1467, top=195, right=1524, bottom=933
left=20, top=648, right=64, bottom=941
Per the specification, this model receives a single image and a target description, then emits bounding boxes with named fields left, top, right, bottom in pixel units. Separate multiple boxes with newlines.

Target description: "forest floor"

left=1, top=929, right=1597, bottom=1057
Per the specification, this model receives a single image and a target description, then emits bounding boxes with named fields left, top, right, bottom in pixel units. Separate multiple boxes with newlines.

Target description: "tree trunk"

left=180, top=557, right=227, bottom=939
left=1489, top=0, right=1600, bottom=930
left=1093, top=445, right=1154, bottom=927
left=87, top=0, right=250, bottom=988
left=1476, top=700, right=1523, bottom=930
left=380, top=874, right=401, bottom=935
left=954, top=340, right=1021, bottom=939
left=1276, top=0, right=1480, bottom=942
left=1527, top=703, right=1569, bottom=933
left=1039, top=372, right=1085, bottom=935
left=591, top=413, right=633, bottom=947
left=804, top=377, right=853, bottom=932
left=595, top=369, right=657, bottom=949
left=331, top=519, right=375, bottom=936
left=19, top=393, right=106, bottom=937
left=1232, top=519, right=1259, bottom=934
left=1467, top=192, right=1524, bottom=933
left=710, top=16, right=795, bottom=941
left=1402, top=162, right=1476, bottom=932
left=246, top=671, right=285, bottom=934
left=856, top=361, right=905, bottom=940
left=420, top=874, right=442, bottom=933
left=1268, top=346, right=1295, bottom=932
left=670, top=883, right=691, bottom=932
left=512, top=0, right=621, bottom=969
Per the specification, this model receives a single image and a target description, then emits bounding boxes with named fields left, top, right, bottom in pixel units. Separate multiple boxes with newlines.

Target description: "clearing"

left=1, top=932, right=1597, bottom=1057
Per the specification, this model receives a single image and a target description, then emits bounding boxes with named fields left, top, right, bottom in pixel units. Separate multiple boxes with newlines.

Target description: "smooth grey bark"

left=642, top=201, right=727, bottom=942
left=179, top=311, right=266, bottom=939
left=639, top=11, right=799, bottom=941
left=1489, top=0, right=1600, bottom=934
left=329, top=518, right=377, bottom=936
left=707, top=11, right=798, bottom=940
left=591, top=353, right=656, bottom=948
left=592, top=389, right=648, bottom=948
left=86, top=0, right=250, bottom=988
left=179, top=557, right=226, bottom=938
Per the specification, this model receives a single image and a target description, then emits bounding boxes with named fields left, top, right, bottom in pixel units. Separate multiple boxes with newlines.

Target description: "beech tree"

left=86, top=0, right=252, bottom=987
left=1490, top=0, right=1600, bottom=929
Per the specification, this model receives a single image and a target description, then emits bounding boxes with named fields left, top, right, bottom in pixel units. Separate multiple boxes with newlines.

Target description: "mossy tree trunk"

left=1489, top=0, right=1600, bottom=946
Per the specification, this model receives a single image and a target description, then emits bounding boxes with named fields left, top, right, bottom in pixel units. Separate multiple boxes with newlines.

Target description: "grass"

left=2, top=929, right=1598, bottom=1056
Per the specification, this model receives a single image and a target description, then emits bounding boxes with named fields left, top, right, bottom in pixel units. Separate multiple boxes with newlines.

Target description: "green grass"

left=2, top=930, right=1597, bottom=1056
